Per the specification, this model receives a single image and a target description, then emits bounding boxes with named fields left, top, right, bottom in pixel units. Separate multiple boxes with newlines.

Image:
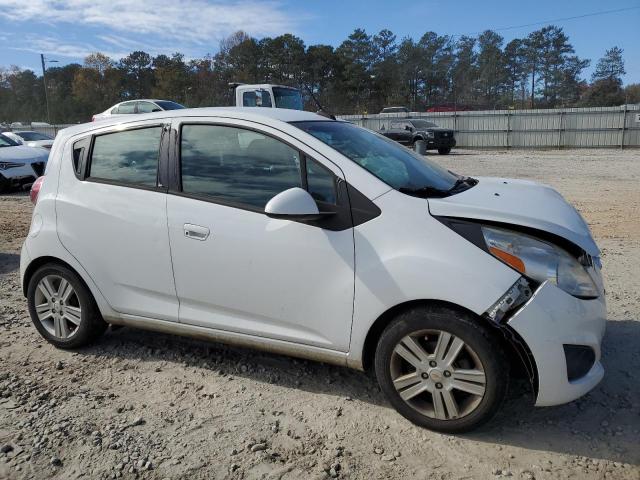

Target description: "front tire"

left=374, top=306, right=508, bottom=433
left=27, top=263, right=107, bottom=349
left=438, top=147, right=452, bottom=155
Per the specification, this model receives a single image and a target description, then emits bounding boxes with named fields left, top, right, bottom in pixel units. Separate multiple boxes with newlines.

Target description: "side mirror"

left=405, top=125, right=413, bottom=131
left=265, top=187, right=329, bottom=220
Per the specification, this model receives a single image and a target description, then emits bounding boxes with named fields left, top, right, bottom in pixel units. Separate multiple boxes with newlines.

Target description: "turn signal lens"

left=488, top=246, right=526, bottom=274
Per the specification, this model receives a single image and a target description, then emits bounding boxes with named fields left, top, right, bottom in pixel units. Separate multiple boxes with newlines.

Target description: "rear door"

left=165, top=119, right=355, bottom=351
left=56, top=122, right=179, bottom=321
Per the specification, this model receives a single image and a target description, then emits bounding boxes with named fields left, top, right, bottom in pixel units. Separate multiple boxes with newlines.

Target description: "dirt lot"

left=0, top=149, right=639, bottom=480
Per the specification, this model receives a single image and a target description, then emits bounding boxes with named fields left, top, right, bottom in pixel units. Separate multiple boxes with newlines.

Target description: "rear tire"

left=374, top=305, right=508, bottom=433
left=438, top=147, right=451, bottom=155
left=27, top=263, right=107, bottom=349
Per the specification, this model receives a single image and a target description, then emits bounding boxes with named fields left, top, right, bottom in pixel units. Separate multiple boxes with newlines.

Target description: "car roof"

left=237, top=84, right=298, bottom=90
left=117, top=99, right=171, bottom=104
left=62, top=107, right=331, bottom=138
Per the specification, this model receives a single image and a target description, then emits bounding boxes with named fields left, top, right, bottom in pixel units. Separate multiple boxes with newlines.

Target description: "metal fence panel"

left=7, top=105, right=640, bottom=149
left=340, top=105, right=640, bottom=148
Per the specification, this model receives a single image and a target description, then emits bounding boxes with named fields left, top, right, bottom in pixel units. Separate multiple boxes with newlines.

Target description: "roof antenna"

left=301, top=83, right=336, bottom=120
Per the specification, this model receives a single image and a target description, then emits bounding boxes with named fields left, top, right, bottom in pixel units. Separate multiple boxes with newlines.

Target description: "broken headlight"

left=482, top=226, right=599, bottom=299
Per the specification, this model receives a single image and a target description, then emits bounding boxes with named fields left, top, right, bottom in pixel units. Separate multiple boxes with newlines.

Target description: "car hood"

left=418, top=127, right=453, bottom=133
left=0, top=145, right=49, bottom=162
left=428, top=176, right=599, bottom=256
left=25, top=140, right=54, bottom=148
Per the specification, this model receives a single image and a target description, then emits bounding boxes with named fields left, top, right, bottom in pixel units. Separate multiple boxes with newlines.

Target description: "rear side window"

left=180, top=124, right=302, bottom=209
left=117, top=102, right=136, bottom=114
left=88, top=127, right=162, bottom=187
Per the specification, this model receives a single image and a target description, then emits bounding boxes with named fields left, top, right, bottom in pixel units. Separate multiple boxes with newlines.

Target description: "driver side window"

left=180, top=125, right=302, bottom=209
left=179, top=124, right=338, bottom=211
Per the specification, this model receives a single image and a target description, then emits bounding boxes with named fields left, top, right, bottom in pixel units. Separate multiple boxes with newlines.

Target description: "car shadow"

left=0, top=253, right=20, bottom=275
left=81, top=317, right=638, bottom=465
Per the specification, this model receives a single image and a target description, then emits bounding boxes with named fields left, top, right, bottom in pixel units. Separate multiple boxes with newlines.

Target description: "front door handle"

left=184, top=223, right=210, bottom=241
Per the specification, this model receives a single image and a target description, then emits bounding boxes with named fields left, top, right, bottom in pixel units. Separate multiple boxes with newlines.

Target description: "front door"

left=166, top=120, right=355, bottom=351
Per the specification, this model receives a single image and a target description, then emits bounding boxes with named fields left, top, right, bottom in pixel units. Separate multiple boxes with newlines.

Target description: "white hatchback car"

left=21, top=108, right=606, bottom=432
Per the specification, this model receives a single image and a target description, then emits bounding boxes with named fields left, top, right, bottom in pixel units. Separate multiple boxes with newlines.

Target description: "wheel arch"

left=359, top=298, right=534, bottom=394
left=23, top=256, right=91, bottom=298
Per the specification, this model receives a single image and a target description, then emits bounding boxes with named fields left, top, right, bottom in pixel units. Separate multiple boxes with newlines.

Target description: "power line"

left=453, top=6, right=640, bottom=37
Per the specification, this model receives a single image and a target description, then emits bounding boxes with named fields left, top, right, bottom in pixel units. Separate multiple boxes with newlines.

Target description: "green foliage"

left=0, top=27, right=630, bottom=123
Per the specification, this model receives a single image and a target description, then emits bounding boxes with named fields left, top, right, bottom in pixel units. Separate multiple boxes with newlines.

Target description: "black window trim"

left=83, top=123, right=168, bottom=193
left=172, top=121, right=342, bottom=214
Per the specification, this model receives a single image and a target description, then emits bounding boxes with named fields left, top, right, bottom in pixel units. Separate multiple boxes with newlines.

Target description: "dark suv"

left=380, top=118, right=456, bottom=154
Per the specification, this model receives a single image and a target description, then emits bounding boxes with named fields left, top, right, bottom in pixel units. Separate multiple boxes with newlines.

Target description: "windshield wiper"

left=448, top=176, right=478, bottom=193
left=398, top=186, right=451, bottom=198
left=399, top=177, right=478, bottom=199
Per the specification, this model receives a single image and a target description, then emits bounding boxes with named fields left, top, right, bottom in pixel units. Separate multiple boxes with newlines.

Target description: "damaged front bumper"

left=506, top=281, right=606, bottom=406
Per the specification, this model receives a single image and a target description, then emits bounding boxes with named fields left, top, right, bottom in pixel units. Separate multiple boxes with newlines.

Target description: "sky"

left=0, top=0, right=638, bottom=83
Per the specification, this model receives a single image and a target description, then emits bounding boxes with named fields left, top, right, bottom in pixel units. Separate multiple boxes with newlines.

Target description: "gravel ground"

left=0, top=149, right=639, bottom=480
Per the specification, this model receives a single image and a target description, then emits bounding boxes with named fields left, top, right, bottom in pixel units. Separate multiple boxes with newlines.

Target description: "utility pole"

left=41, top=54, right=51, bottom=124
left=40, top=54, right=58, bottom=124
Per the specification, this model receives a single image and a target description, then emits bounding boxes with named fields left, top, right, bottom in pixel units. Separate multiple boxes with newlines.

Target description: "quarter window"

left=180, top=125, right=302, bottom=209
left=306, top=159, right=336, bottom=204
left=88, top=127, right=162, bottom=187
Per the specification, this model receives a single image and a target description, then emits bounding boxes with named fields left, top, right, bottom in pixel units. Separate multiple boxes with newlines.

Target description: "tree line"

left=0, top=26, right=636, bottom=124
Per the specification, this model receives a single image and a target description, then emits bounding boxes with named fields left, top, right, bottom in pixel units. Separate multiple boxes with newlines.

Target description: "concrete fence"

left=339, top=104, right=640, bottom=148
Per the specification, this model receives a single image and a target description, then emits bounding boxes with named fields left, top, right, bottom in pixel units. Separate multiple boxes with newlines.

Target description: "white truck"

left=231, top=83, right=304, bottom=110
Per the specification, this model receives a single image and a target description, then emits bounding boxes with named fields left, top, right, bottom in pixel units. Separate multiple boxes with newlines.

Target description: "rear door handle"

left=184, top=223, right=210, bottom=241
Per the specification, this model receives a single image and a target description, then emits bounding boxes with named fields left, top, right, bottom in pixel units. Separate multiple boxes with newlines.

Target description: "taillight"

left=30, top=176, right=45, bottom=204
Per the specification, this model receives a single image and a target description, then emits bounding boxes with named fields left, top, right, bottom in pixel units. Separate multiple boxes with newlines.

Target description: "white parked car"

left=21, top=108, right=606, bottom=432
left=0, top=133, right=49, bottom=191
left=4, top=131, right=55, bottom=150
left=92, top=99, right=185, bottom=121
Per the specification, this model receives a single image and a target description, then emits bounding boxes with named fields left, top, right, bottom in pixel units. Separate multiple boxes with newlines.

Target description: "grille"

left=31, top=162, right=45, bottom=177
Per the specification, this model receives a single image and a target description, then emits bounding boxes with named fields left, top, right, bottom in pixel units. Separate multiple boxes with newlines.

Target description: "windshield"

left=0, top=134, right=18, bottom=147
left=273, top=87, right=303, bottom=110
left=17, top=131, right=52, bottom=141
left=410, top=120, right=438, bottom=129
left=293, top=121, right=459, bottom=193
left=155, top=100, right=185, bottom=110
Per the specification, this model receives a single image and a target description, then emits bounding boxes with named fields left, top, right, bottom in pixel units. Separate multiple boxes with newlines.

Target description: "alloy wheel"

left=34, top=274, right=82, bottom=339
left=389, top=329, right=486, bottom=420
